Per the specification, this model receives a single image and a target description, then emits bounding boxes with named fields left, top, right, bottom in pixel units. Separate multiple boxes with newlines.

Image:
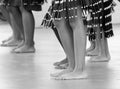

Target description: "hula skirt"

left=42, top=0, right=114, bottom=40
left=87, top=0, right=114, bottom=40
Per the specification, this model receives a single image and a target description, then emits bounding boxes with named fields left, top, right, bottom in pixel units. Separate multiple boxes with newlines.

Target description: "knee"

left=69, top=18, right=84, bottom=31
left=53, top=20, right=62, bottom=29
left=69, top=20, right=77, bottom=30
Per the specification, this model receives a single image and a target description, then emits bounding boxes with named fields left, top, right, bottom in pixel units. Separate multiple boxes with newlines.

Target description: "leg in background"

left=1, top=6, right=23, bottom=46
left=52, top=28, right=68, bottom=67
left=56, top=6, right=87, bottom=80
left=13, top=6, right=35, bottom=53
left=0, top=5, right=13, bottom=44
left=51, top=18, right=75, bottom=77
left=54, top=6, right=87, bottom=80
left=89, top=31, right=110, bottom=62
left=87, top=27, right=100, bottom=56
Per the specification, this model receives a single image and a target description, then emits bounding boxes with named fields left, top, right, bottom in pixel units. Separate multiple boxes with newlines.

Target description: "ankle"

left=24, top=41, right=35, bottom=47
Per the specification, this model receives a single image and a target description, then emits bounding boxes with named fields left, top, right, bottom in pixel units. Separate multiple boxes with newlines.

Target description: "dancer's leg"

left=55, top=6, right=87, bottom=80
left=0, top=5, right=13, bottom=43
left=51, top=19, right=75, bottom=77
left=86, top=40, right=95, bottom=55
left=14, top=6, right=35, bottom=53
left=1, top=6, right=23, bottom=46
left=104, top=38, right=111, bottom=60
left=52, top=28, right=68, bottom=66
left=87, top=27, right=100, bottom=56
left=8, top=7, right=24, bottom=49
left=89, top=31, right=110, bottom=62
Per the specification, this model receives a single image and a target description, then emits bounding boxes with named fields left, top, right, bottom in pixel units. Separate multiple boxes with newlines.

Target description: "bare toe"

left=12, top=45, right=35, bottom=53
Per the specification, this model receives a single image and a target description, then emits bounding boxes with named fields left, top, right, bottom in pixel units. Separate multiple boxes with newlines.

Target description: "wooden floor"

left=0, top=21, right=120, bottom=89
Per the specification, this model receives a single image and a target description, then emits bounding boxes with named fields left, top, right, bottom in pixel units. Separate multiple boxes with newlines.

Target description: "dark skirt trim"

left=2, top=0, right=44, bottom=11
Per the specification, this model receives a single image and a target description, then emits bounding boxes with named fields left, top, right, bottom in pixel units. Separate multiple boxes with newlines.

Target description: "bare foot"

left=1, top=39, right=22, bottom=47
left=86, top=48, right=99, bottom=56
left=12, top=40, right=24, bottom=50
left=86, top=45, right=95, bottom=53
left=55, top=63, right=68, bottom=69
left=12, top=45, right=35, bottom=53
left=54, top=71, right=87, bottom=80
left=89, top=56, right=110, bottom=62
left=50, top=68, right=73, bottom=77
left=2, top=36, right=13, bottom=43
left=53, top=58, right=68, bottom=66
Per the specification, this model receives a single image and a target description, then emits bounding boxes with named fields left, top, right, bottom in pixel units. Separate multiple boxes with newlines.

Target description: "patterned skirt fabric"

left=50, top=0, right=114, bottom=40
left=87, top=0, right=114, bottom=40
left=2, top=0, right=45, bottom=11
left=52, top=0, right=88, bottom=21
